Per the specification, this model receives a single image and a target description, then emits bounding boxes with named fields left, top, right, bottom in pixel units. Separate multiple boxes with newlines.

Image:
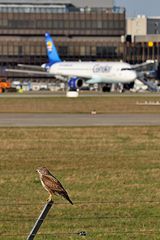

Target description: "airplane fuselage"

left=48, top=61, right=137, bottom=84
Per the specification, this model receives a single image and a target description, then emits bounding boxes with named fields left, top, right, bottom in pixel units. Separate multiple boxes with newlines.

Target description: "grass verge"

left=0, top=96, right=160, bottom=113
left=0, top=126, right=160, bottom=239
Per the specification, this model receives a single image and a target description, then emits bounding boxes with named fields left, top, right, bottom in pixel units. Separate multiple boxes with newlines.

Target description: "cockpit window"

left=121, top=68, right=132, bottom=71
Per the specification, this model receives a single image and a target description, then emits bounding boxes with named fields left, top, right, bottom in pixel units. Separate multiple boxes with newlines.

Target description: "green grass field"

left=1, top=126, right=160, bottom=239
left=0, top=95, right=160, bottom=113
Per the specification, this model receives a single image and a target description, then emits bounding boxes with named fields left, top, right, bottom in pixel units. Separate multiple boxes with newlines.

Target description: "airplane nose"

left=130, top=70, right=137, bottom=81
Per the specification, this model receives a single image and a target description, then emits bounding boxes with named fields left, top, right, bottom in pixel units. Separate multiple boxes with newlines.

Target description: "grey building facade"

left=147, top=17, right=160, bottom=34
left=46, top=0, right=114, bottom=8
left=0, top=0, right=114, bottom=8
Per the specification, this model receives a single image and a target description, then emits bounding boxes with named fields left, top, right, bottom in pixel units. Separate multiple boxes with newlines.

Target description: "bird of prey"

left=36, top=167, right=73, bottom=205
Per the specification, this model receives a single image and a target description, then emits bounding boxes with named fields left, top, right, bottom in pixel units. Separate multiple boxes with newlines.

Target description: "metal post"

left=26, top=200, right=54, bottom=240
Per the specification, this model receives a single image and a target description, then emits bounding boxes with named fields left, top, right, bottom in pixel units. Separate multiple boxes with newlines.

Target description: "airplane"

left=6, top=33, right=159, bottom=94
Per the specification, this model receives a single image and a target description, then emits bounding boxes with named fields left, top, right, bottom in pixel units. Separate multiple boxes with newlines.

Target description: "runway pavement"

left=0, top=113, right=160, bottom=127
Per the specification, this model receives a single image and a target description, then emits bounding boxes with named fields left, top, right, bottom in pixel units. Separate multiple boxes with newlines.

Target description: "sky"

left=115, top=0, right=160, bottom=17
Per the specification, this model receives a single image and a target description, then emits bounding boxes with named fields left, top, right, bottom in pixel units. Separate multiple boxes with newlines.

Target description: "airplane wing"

left=5, top=68, right=53, bottom=76
left=5, top=67, right=91, bottom=81
left=5, top=68, right=91, bottom=88
left=17, top=64, right=46, bottom=71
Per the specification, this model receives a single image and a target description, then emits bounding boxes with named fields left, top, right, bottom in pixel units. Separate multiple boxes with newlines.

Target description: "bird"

left=36, top=167, right=73, bottom=205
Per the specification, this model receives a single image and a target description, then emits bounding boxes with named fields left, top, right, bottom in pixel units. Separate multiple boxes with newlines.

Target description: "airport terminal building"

left=0, top=0, right=160, bottom=81
left=0, top=0, right=126, bottom=78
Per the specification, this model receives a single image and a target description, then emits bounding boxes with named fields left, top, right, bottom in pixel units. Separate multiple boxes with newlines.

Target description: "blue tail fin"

left=45, top=32, right=61, bottom=64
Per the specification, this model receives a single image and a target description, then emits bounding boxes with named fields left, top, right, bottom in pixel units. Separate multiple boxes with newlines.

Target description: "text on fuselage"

left=93, top=64, right=112, bottom=73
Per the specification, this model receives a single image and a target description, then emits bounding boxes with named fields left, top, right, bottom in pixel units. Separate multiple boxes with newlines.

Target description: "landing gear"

left=102, top=84, right=111, bottom=92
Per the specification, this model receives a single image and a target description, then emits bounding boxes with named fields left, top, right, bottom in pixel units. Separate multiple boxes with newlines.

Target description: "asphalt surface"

left=0, top=113, right=160, bottom=127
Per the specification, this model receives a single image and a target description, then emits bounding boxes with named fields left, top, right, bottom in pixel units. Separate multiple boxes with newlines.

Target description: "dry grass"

left=0, top=95, right=160, bottom=113
left=1, top=127, right=160, bottom=239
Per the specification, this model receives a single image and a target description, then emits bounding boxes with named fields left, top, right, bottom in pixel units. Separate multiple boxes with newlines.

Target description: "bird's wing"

left=41, top=174, right=66, bottom=193
left=41, top=174, right=73, bottom=204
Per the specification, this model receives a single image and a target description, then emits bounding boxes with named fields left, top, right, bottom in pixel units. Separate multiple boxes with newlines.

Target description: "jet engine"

left=68, top=77, right=83, bottom=90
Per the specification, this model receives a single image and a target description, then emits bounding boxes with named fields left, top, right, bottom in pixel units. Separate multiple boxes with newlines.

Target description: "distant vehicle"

left=130, top=79, right=148, bottom=92
left=6, top=33, right=159, bottom=94
left=0, top=79, right=11, bottom=93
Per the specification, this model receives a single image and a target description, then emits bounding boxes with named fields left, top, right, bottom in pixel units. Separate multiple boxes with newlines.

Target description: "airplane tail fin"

left=45, top=32, right=61, bottom=64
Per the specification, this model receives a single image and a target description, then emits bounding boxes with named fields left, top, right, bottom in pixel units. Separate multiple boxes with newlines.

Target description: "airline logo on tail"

left=45, top=32, right=61, bottom=64
left=47, top=41, right=53, bottom=52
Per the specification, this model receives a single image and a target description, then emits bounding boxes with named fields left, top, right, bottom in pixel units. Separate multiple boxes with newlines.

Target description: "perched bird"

left=36, top=167, right=73, bottom=205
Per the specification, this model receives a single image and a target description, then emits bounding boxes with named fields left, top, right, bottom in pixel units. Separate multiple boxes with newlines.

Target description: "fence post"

left=26, top=200, right=54, bottom=240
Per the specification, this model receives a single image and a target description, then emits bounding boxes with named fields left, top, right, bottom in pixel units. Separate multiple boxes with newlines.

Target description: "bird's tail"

left=63, top=192, right=73, bottom=205
left=66, top=195, right=73, bottom=205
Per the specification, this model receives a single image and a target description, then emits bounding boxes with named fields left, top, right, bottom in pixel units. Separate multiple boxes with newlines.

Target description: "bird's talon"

left=47, top=195, right=52, bottom=202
